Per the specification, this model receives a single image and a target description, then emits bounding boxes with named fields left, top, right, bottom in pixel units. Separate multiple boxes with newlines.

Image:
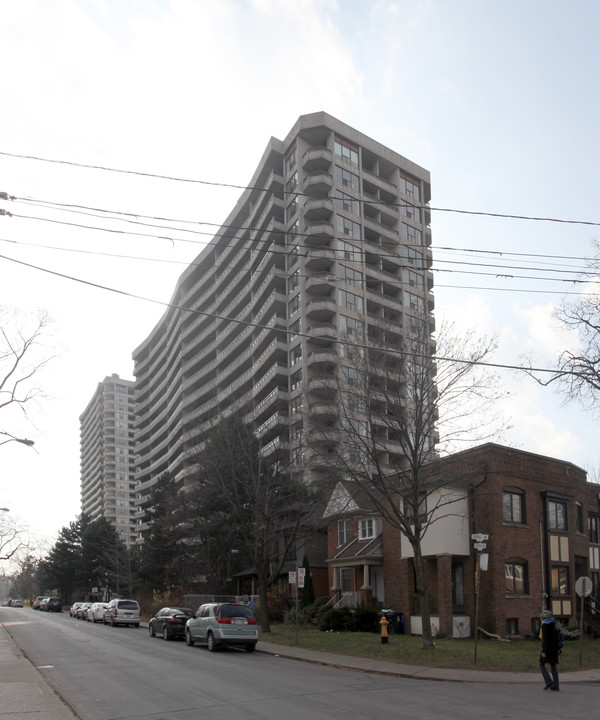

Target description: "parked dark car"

left=42, top=597, right=62, bottom=612
left=149, top=607, right=194, bottom=641
left=185, top=603, right=258, bottom=652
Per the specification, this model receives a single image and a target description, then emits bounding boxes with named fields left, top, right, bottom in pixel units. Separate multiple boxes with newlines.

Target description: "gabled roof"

left=322, top=480, right=378, bottom=518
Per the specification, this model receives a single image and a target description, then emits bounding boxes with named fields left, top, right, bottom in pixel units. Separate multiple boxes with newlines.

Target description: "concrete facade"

left=132, top=112, right=434, bottom=535
left=79, top=374, right=137, bottom=546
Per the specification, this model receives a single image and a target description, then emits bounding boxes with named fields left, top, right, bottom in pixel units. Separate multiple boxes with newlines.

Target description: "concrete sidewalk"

left=0, top=622, right=78, bottom=719
left=256, top=639, right=600, bottom=684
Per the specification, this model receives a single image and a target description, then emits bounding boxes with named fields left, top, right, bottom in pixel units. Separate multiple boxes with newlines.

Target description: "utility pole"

left=471, top=533, right=489, bottom=665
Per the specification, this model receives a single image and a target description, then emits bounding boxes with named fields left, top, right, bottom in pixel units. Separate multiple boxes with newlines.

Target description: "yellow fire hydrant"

left=379, top=615, right=389, bottom=644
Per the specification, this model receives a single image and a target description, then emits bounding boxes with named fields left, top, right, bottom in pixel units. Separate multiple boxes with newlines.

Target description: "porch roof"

left=328, top=533, right=383, bottom=564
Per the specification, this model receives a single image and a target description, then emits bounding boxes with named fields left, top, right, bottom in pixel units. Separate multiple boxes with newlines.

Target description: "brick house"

left=323, top=443, right=600, bottom=638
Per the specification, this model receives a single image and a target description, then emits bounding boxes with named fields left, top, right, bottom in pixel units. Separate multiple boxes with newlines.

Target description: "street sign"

left=288, top=571, right=296, bottom=584
left=298, top=568, right=306, bottom=578
left=575, top=576, right=593, bottom=597
left=471, top=533, right=489, bottom=542
left=474, top=542, right=486, bottom=551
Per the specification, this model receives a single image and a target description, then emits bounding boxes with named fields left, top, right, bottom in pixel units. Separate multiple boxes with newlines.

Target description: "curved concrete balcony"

left=308, top=400, right=338, bottom=420
left=307, top=323, right=337, bottom=344
left=303, top=197, right=333, bottom=221
left=305, top=247, right=335, bottom=270
left=304, top=221, right=335, bottom=245
left=306, top=349, right=337, bottom=367
left=305, top=297, right=336, bottom=321
left=302, top=146, right=332, bottom=172
left=305, top=273, right=336, bottom=295
left=302, top=171, right=333, bottom=196
left=306, top=375, right=337, bottom=397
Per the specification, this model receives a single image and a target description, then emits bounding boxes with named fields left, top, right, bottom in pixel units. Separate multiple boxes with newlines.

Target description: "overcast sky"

left=2, top=0, right=600, bottom=549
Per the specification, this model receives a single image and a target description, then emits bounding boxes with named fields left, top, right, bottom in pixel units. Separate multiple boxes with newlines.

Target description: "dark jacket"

left=540, top=619, right=559, bottom=665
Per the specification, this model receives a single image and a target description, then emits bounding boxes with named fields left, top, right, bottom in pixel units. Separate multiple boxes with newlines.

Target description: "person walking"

left=539, top=609, right=560, bottom=691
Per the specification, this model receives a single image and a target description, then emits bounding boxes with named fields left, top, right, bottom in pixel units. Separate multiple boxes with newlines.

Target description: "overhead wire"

left=0, top=250, right=577, bottom=379
left=2, top=148, right=600, bottom=227
left=1, top=231, right=598, bottom=294
left=2, top=151, right=597, bottom=383
left=2, top=201, right=597, bottom=286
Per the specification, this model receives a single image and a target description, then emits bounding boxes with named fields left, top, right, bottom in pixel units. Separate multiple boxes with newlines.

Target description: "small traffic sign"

left=471, top=533, right=489, bottom=542
left=298, top=568, right=306, bottom=578
left=575, top=576, right=593, bottom=597
left=474, top=542, right=486, bottom=551
left=288, top=571, right=296, bottom=584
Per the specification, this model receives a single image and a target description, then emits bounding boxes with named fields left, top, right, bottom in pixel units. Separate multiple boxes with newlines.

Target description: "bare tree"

left=522, top=241, right=600, bottom=411
left=315, top=319, right=507, bottom=649
left=1, top=307, right=54, bottom=446
left=0, top=512, right=31, bottom=563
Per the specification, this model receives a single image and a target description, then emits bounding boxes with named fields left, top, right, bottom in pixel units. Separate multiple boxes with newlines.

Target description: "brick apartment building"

left=324, top=443, right=600, bottom=638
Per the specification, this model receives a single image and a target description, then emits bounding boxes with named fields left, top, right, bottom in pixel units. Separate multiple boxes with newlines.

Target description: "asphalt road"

left=2, top=607, right=597, bottom=720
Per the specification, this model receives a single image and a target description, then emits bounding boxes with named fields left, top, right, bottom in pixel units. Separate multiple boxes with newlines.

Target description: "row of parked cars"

left=31, top=595, right=259, bottom=652
left=148, top=603, right=259, bottom=652
left=69, top=599, right=141, bottom=627
left=32, top=596, right=62, bottom=612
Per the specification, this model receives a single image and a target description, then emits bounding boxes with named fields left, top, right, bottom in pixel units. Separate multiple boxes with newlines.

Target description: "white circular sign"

left=575, top=576, right=593, bottom=597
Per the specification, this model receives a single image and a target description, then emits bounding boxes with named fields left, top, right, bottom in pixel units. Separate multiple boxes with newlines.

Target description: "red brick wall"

left=324, top=444, right=597, bottom=637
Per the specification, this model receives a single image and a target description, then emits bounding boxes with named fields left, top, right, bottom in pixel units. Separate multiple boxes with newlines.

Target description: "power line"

left=3, top=150, right=600, bottom=227
left=0, top=250, right=578, bottom=378
left=3, top=203, right=596, bottom=282
left=8, top=196, right=598, bottom=267
left=2, top=233, right=598, bottom=294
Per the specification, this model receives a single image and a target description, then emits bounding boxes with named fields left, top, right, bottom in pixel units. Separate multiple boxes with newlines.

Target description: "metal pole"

left=539, top=519, right=547, bottom=608
left=474, top=553, right=480, bottom=665
left=295, top=566, right=299, bottom=646
left=579, top=592, right=584, bottom=667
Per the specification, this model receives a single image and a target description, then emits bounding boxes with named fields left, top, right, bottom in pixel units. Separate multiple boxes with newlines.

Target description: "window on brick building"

left=452, top=562, right=465, bottom=612
left=551, top=566, right=569, bottom=595
left=576, top=502, right=584, bottom=534
left=589, top=515, right=599, bottom=545
left=505, top=560, right=528, bottom=594
left=503, top=488, right=525, bottom=523
left=548, top=500, right=567, bottom=531
left=338, top=519, right=351, bottom=546
left=359, top=518, right=375, bottom=540
left=506, top=618, right=519, bottom=636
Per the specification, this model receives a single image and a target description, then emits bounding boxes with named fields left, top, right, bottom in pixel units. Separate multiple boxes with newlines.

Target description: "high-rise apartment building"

left=80, top=374, right=137, bottom=546
left=133, top=112, right=433, bottom=536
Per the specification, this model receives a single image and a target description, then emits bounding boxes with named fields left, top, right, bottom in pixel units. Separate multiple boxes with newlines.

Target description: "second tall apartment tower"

left=133, top=112, right=434, bottom=538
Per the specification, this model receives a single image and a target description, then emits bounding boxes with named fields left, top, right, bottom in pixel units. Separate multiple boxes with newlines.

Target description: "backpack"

left=557, top=628, right=565, bottom=650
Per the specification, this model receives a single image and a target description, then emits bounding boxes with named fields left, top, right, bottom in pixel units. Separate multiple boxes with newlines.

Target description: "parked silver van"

left=103, top=598, right=140, bottom=627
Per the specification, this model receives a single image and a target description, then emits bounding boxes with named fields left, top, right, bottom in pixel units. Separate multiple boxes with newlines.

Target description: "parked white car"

left=87, top=602, right=108, bottom=623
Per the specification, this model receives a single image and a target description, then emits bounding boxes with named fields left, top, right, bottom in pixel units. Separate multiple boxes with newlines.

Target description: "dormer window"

left=359, top=518, right=375, bottom=540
